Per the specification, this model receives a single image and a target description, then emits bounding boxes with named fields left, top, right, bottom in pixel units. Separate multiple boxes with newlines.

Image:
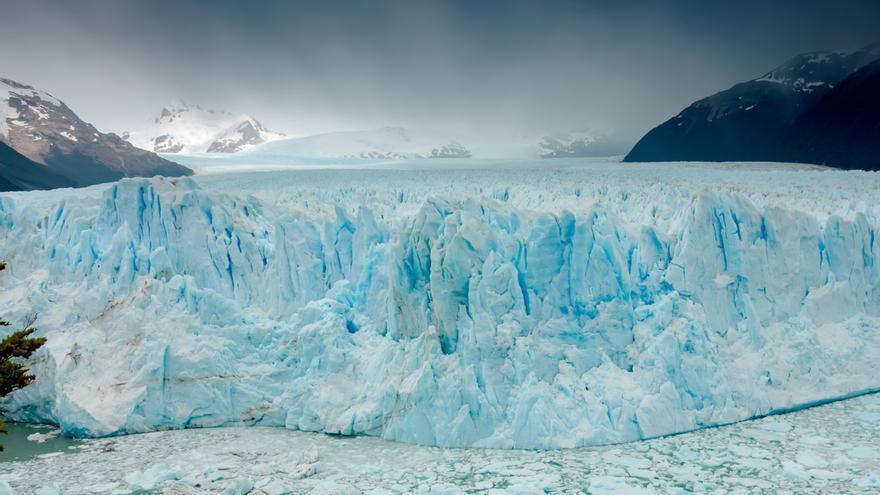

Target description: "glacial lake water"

left=1, top=393, right=878, bottom=494
left=0, top=423, right=82, bottom=463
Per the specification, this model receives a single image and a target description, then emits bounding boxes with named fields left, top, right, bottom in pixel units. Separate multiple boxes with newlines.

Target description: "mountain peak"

left=1, top=77, right=190, bottom=189
left=129, top=104, right=283, bottom=154
left=754, top=45, right=880, bottom=93
left=0, top=78, right=36, bottom=91
left=156, top=101, right=229, bottom=124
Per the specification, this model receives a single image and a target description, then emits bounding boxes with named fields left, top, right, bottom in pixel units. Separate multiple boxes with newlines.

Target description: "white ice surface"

left=242, top=126, right=471, bottom=160
left=0, top=160, right=878, bottom=449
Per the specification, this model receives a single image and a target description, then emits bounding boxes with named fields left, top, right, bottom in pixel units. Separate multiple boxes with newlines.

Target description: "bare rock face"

left=152, top=134, right=186, bottom=154
left=1, top=78, right=191, bottom=188
left=429, top=142, right=472, bottom=158
left=206, top=120, right=273, bottom=153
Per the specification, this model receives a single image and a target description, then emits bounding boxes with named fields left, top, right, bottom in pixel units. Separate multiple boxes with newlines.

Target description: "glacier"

left=0, top=162, right=878, bottom=449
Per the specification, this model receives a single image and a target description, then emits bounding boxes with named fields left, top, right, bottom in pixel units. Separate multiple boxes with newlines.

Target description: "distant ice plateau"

left=0, top=161, right=878, bottom=449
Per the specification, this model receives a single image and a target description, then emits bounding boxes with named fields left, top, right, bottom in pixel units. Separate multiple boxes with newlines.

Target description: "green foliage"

left=0, top=327, right=46, bottom=396
left=0, top=260, right=47, bottom=450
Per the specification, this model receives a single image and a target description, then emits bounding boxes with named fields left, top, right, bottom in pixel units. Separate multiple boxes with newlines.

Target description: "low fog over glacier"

left=1, top=161, right=877, bottom=449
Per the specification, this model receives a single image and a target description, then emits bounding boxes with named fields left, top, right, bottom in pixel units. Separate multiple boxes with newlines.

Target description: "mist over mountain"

left=124, top=102, right=284, bottom=154
left=2, top=1, right=879, bottom=144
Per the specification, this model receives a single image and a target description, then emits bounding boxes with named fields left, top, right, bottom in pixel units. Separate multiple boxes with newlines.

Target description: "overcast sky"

left=2, top=0, right=879, bottom=144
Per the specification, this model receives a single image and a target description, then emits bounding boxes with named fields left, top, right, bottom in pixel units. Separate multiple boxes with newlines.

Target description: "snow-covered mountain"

left=537, top=130, right=626, bottom=158
left=625, top=44, right=880, bottom=167
left=753, top=47, right=880, bottom=93
left=124, top=102, right=284, bottom=154
left=0, top=78, right=190, bottom=189
left=244, top=126, right=472, bottom=160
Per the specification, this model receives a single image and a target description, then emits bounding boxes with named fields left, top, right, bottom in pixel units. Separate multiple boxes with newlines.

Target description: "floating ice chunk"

left=726, top=477, right=772, bottom=489
left=124, top=463, right=181, bottom=491
left=856, top=411, right=880, bottom=423
left=26, top=430, right=60, bottom=443
left=254, top=478, right=290, bottom=495
left=83, top=482, right=119, bottom=492
left=795, top=450, right=828, bottom=468
left=427, top=486, right=466, bottom=495
left=729, top=444, right=772, bottom=458
left=849, top=446, right=879, bottom=459
left=858, top=472, right=880, bottom=487
left=309, top=480, right=361, bottom=495
left=799, top=435, right=830, bottom=445
left=588, top=476, right=656, bottom=495
left=805, top=469, right=846, bottom=480
left=781, top=461, right=809, bottom=480
left=221, top=478, right=254, bottom=495
left=758, top=421, right=793, bottom=433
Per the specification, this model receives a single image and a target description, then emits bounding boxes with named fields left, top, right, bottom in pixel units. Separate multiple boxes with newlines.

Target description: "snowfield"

left=0, top=160, right=878, bottom=449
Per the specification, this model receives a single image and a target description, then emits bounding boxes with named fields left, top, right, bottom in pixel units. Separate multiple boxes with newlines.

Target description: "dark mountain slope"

left=782, top=60, right=880, bottom=170
left=625, top=45, right=880, bottom=167
left=0, top=141, right=75, bottom=192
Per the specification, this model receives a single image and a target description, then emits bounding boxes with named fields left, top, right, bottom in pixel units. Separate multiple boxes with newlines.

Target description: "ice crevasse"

left=0, top=174, right=878, bottom=449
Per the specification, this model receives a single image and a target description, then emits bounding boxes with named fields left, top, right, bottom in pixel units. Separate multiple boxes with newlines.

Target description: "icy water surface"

left=1, top=393, right=879, bottom=494
left=0, top=424, right=83, bottom=463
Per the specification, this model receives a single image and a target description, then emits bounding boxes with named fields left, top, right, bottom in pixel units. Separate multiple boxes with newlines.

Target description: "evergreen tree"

left=0, top=261, right=46, bottom=450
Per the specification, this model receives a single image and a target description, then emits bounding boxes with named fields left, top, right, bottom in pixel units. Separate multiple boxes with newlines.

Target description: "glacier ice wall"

left=0, top=172, right=878, bottom=448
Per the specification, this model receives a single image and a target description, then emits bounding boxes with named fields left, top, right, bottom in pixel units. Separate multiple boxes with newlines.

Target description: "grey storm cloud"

left=1, top=0, right=879, bottom=145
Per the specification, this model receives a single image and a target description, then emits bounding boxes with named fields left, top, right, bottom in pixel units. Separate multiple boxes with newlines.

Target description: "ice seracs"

left=124, top=101, right=284, bottom=154
left=0, top=163, right=878, bottom=449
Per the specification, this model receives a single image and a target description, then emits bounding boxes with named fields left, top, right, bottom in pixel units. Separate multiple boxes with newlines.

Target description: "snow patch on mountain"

left=1, top=78, right=62, bottom=108
left=0, top=77, right=190, bottom=188
left=1, top=164, right=878, bottom=449
left=1, top=78, right=61, bottom=143
left=124, top=102, right=284, bottom=154
left=754, top=45, right=880, bottom=93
